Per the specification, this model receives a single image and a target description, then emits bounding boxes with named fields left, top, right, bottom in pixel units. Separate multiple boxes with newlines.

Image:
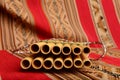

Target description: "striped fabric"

left=0, top=0, right=120, bottom=80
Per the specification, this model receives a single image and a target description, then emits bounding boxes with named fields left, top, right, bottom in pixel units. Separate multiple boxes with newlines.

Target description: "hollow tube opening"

left=22, top=60, right=30, bottom=67
left=44, top=60, right=52, bottom=68
left=63, top=47, right=70, bottom=54
left=74, top=48, right=81, bottom=54
left=31, top=44, right=39, bottom=52
left=42, top=45, right=50, bottom=53
left=75, top=60, right=82, bottom=66
left=53, top=46, right=60, bottom=53
left=34, top=60, right=41, bottom=67
left=65, top=60, right=72, bottom=67
left=84, top=61, right=91, bottom=67
left=55, top=61, right=62, bottom=68
left=83, top=47, right=90, bottom=53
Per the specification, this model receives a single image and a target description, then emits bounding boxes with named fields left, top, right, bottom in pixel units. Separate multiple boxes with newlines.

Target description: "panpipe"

left=20, top=39, right=92, bottom=70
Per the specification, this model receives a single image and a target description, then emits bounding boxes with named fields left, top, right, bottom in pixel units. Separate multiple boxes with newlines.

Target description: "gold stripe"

left=88, top=0, right=116, bottom=48
left=41, top=0, right=76, bottom=41
left=99, top=0, right=117, bottom=47
left=41, top=0, right=88, bottom=41
left=22, top=0, right=35, bottom=26
left=64, top=0, right=79, bottom=41
left=72, top=0, right=89, bottom=42
left=41, top=0, right=56, bottom=37
left=64, top=0, right=88, bottom=42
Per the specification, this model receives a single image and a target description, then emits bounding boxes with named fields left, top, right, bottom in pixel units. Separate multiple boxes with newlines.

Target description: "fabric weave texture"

left=0, top=0, right=120, bottom=80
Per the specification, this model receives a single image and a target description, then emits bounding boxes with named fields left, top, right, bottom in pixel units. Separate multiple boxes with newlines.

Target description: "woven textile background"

left=0, top=0, right=120, bottom=80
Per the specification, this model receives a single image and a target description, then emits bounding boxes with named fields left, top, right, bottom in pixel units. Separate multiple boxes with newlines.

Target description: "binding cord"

left=9, top=39, right=107, bottom=61
left=86, top=41, right=107, bottom=61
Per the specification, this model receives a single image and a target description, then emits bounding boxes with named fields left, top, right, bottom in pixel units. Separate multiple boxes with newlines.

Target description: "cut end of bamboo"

left=41, top=44, right=50, bottom=54
left=44, top=61, right=52, bottom=69
left=20, top=57, right=32, bottom=69
left=64, top=60, right=73, bottom=68
left=74, top=47, right=81, bottom=53
left=52, top=46, right=61, bottom=55
left=84, top=60, right=92, bottom=67
left=54, top=58, right=63, bottom=70
left=32, top=57, right=43, bottom=69
left=30, top=43, right=40, bottom=53
left=33, top=60, right=42, bottom=69
left=43, top=57, right=53, bottom=69
left=62, top=46, right=71, bottom=55
left=72, top=46, right=82, bottom=55
left=83, top=46, right=90, bottom=54
left=74, top=60, right=83, bottom=68
left=64, top=57, right=73, bottom=69
left=54, top=60, right=63, bottom=70
left=21, top=39, right=92, bottom=70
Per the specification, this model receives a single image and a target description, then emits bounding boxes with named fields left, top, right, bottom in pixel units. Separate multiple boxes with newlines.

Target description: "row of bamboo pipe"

left=20, top=39, right=92, bottom=70
left=29, top=41, right=91, bottom=55
left=21, top=54, right=91, bottom=70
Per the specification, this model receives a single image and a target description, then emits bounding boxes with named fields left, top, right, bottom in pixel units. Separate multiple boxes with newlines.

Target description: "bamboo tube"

left=75, top=42, right=84, bottom=46
left=29, top=42, right=46, bottom=54
left=41, top=43, right=55, bottom=55
left=20, top=57, right=33, bottom=69
left=63, top=56, right=73, bottom=69
left=62, top=43, right=71, bottom=55
left=72, top=45, right=82, bottom=55
left=81, top=54, right=92, bottom=67
left=43, top=57, right=54, bottom=70
left=32, top=57, right=43, bottom=69
left=54, top=57, right=64, bottom=70
left=52, top=43, right=63, bottom=55
left=83, top=46, right=91, bottom=54
left=74, top=55, right=83, bottom=68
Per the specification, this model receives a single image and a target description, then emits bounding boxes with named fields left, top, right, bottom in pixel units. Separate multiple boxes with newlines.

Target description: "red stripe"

left=90, top=53, right=120, bottom=66
left=75, top=0, right=99, bottom=42
left=0, top=50, right=51, bottom=80
left=26, top=0, right=52, bottom=39
left=101, top=0, right=120, bottom=48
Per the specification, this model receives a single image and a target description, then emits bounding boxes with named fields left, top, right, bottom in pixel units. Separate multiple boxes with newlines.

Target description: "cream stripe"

left=72, top=0, right=89, bottom=42
left=58, top=0, right=76, bottom=40
left=51, top=0, right=89, bottom=42
left=88, top=0, right=116, bottom=48
left=64, top=0, right=78, bottom=41
left=69, top=0, right=88, bottom=42
left=87, top=0, right=100, bottom=42
left=22, top=0, right=35, bottom=26
left=99, top=0, right=116, bottom=48
left=42, top=0, right=76, bottom=41
left=41, top=0, right=56, bottom=37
